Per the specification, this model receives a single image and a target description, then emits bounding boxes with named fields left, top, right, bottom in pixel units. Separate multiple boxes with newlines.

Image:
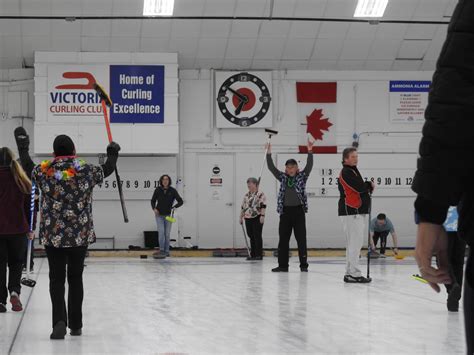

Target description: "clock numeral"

left=239, top=74, right=248, bottom=82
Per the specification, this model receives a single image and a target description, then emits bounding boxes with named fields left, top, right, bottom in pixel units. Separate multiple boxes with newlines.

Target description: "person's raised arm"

left=14, top=127, right=35, bottom=177
left=101, top=142, right=120, bottom=178
left=266, top=143, right=282, bottom=179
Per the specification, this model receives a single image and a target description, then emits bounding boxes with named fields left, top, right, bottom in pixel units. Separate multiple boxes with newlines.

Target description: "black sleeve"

left=100, top=154, right=117, bottom=178
left=267, top=154, right=282, bottom=179
left=151, top=189, right=158, bottom=210
left=414, top=196, right=448, bottom=225
left=303, top=153, right=313, bottom=176
left=411, top=0, right=474, bottom=220
left=173, top=188, right=184, bottom=209
left=341, top=168, right=369, bottom=193
left=18, top=149, right=35, bottom=178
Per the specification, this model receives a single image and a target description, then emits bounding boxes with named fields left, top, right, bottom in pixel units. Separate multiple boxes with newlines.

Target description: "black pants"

left=0, top=235, right=27, bottom=304
left=278, top=206, right=308, bottom=269
left=45, top=246, right=87, bottom=330
left=445, top=232, right=467, bottom=294
left=465, top=248, right=473, bottom=355
left=245, top=216, right=263, bottom=258
left=373, top=231, right=389, bottom=254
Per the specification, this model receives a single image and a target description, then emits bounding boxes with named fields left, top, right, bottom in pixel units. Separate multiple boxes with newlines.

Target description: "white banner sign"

left=389, top=81, right=430, bottom=123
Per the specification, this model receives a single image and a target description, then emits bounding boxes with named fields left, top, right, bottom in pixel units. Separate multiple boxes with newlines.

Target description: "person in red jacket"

left=338, top=147, right=374, bottom=283
left=0, top=147, right=35, bottom=313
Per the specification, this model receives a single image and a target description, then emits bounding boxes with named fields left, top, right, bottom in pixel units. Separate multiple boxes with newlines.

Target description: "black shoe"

left=70, top=328, right=82, bottom=336
left=272, top=267, right=288, bottom=272
left=0, top=303, right=6, bottom=313
left=50, top=321, right=67, bottom=340
left=246, top=256, right=255, bottom=261
left=300, top=267, right=308, bottom=272
left=447, top=284, right=462, bottom=312
left=254, top=256, right=263, bottom=261
left=344, top=275, right=372, bottom=283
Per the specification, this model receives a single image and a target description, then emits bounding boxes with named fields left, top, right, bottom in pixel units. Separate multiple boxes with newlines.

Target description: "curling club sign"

left=48, top=65, right=165, bottom=123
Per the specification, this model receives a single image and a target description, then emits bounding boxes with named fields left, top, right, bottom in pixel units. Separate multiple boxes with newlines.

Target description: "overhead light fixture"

left=143, top=0, right=175, bottom=16
left=354, top=0, right=389, bottom=18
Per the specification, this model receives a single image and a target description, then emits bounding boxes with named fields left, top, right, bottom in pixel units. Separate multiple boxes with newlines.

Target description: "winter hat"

left=246, top=177, right=258, bottom=185
left=285, top=159, right=298, bottom=166
left=53, top=135, right=75, bottom=156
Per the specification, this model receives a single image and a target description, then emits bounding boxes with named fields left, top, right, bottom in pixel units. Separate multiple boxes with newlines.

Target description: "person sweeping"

left=267, top=139, right=313, bottom=272
left=0, top=147, right=35, bottom=313
left=240, top=177, right=267, bottom=260
left=31, top=135, right=120, bottom=339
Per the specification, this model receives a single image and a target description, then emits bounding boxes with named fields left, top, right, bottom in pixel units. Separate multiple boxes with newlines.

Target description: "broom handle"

left=257, top=136, right=272, bottom=186
left=100, top=100, right=129, bottom=223
left=26, top=182, right=36, bottom=280
left=101, top=101, right=113, bottom=143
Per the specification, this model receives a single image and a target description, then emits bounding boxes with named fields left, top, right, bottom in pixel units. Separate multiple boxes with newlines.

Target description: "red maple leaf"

left=306, top=109, right=333, bottom=141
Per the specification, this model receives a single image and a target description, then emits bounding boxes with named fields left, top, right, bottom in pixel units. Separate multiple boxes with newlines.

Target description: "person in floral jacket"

left=31, top=135, right=120, bottom=340
left=239, top=177, right=267, bottom=260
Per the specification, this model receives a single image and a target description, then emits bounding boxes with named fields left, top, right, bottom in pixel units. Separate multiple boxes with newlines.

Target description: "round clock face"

left=216, top=72, right=272, bottom=127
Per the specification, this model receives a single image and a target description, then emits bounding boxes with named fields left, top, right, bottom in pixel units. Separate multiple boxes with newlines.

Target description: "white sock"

left=11, top=292, right=18, bottom=298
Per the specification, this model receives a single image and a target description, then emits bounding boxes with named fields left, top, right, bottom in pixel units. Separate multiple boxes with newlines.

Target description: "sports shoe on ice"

left=0, top=303, right=6, bottom=313
left=50, top=321, right=67, bottom=340
left=70, top=328, right=82, bottom=336
left=344, top=275, right=372, bottom=283
left=447, top=283, right=462, bottom=312
left=300, top=266, right=308, bottom=272
left=272, top=267, right=289, bottom=272
left=10, top=292, right=22, bottom=312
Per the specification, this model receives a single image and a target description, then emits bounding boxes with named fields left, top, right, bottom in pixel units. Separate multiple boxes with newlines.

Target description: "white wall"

left=178, top=69, right=433, bottom=249
left=0, top=66, right=434, bottom=249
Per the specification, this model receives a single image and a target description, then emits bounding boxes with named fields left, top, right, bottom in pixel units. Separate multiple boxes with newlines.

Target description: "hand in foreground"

left=415, top=223, right=452, bottom=292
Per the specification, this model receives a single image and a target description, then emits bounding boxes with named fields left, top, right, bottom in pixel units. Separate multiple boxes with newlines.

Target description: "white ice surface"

left=2, top=256, right=466, bottom=354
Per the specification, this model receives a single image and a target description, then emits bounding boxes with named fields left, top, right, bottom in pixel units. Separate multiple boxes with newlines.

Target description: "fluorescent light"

left=143, top=0, right=174, bottom=16
left=354, top=0, right=388, bottom=18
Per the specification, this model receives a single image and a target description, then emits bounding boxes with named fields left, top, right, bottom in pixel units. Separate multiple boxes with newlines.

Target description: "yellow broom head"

left=165, top=215, right=176, bottom=223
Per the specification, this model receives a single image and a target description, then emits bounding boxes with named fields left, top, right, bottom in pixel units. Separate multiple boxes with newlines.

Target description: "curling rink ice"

left=2, top=256, right=466, bottom=355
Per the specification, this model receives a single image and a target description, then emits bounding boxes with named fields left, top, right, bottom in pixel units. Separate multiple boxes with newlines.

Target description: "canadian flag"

left=296, top=82, right=337, bottom=153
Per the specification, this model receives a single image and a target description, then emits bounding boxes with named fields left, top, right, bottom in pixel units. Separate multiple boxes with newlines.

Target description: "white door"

left=197, top=154, right=235, bottom=248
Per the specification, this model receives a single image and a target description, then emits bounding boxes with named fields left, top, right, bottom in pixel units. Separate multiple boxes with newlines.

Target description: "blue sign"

left=109, top=65, right=165, bottom=123
left=389, top=81, right=431, bottom=93
left=444, top=207, right=458, bottom=232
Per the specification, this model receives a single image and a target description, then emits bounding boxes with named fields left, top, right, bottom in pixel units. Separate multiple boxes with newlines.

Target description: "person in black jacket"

left=150, top=175, right=183, bottom=257
left=338, top=147, right=374, bottom=283
left=412, top=1, right=473, bottom=352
